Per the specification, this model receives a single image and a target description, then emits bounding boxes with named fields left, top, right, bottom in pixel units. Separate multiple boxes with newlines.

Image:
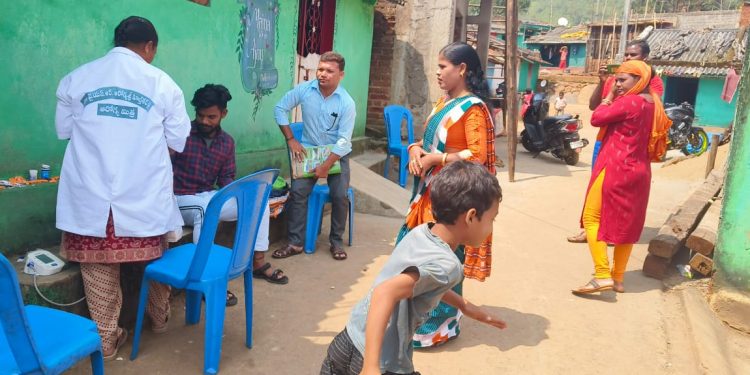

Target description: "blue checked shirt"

left=274, top=80, right=356, bottom=157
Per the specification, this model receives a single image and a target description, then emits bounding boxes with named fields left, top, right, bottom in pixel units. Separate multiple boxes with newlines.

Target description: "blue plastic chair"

left=383, top=105, right=415, bottom=187
left=306, top=184, right=354, bottom=253
left=289, top=122, right=355, bottom=253
left=0, top=254, right=104, bottom=375
left=130, top=169, right=278, bottom=375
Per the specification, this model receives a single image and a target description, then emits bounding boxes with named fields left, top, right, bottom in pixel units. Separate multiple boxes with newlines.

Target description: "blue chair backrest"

left=0, top=254, right=43, bottom=373
left=186, top=169, right=279, bottom=282
left=290, top=122, right=304, bottom=143
left=383, top=105, right=415, bottom=147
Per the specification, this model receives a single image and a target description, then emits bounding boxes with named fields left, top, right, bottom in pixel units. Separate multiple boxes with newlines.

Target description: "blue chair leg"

left=90, top=348, right=104, bottom=375
left=348, top=188, right=354, bottom=246
left=130, top=275, right=153, bottom=360
left=243, top=270, right=253, bottom=349
left=203, top=283, right=228, bottom=375
left=185, top=290, right=203, bottom=325
left=398, top=149, right=409, bottom=187
left=305, top=189, right=322, bottom=254
left=384, top=154, right=391, bottom=179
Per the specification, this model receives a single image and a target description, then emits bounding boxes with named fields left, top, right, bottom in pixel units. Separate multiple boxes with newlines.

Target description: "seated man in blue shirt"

left=272, top=51, right=356, bottom=261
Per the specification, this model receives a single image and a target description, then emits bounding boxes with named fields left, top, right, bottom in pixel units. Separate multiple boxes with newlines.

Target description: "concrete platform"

left=349, top=159, right=410, bottom=218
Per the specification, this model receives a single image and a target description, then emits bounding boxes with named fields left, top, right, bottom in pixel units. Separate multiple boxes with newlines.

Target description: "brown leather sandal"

left=272, top=244, right=304, bottom=259
left=330, top=246, right=347, bottom=261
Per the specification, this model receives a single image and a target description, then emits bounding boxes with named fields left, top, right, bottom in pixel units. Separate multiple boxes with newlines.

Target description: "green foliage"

left=521, top=0, right=743, bottom=26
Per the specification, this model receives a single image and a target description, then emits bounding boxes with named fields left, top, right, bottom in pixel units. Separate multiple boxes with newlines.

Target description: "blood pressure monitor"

left=23, top=249, right=65, bottom=276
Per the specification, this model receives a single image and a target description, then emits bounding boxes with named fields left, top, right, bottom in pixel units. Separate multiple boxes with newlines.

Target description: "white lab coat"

left=55, top=47, right=191, bottom=238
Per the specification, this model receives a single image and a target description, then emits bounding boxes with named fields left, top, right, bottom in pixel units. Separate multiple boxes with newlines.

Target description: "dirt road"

left=70, top=103, right=747, bottom=374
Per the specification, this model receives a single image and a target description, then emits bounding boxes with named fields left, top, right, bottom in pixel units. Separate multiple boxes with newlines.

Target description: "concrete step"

left=349, top=157, right=411, bottom=218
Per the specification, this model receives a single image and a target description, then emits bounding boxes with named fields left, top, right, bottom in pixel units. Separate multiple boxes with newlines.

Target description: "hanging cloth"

left=721, top=68, right=740, bottom=103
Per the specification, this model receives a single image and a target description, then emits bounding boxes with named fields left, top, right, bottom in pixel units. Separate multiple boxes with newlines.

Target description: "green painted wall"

left=519, top=62, right=530, bottom=91
left=568, top=44, right=586, bottom=68
left=516, top=61, right=540, bottom=92
left=333, top=0, right=374, bottom=140
left=0, top=0, right=374, bottom=256
left=695, top=78, right=737, bottom=128
left=715, top=50, right=750, bottom=291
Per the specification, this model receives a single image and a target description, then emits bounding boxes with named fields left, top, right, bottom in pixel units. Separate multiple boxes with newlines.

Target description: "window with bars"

left=297, top=0, right=336, bottom=57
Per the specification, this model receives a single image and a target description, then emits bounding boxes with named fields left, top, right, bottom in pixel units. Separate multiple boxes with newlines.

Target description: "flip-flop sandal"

left=572, top=279, right=613, bottom=295
left=104, top=328, right=128, bottom=361
left=252, top=263, right=289, bottom=285
left=226, top=290, right=238, bottom=307
left=272, top=245, right=304, bottom=259
left=330, top=246, right=347, bottom=261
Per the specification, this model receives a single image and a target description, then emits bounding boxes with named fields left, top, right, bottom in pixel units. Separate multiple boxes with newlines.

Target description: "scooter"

left=665, top=102, right=708, bottom=156
left=520, top=84, right=589, bottom=165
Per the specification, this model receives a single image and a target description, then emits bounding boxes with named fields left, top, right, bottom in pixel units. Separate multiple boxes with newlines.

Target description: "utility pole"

left=506, top=0, right=519, bottom=182
left=616, top=0, right=632, bottom=62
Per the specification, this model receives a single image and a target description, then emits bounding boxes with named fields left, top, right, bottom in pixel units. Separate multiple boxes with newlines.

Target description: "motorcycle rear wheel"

left=681, top=128, right=709, bottom=156
left=563, top=150, right=580, bottom=166
left=520, top=130, right=540, bottom=152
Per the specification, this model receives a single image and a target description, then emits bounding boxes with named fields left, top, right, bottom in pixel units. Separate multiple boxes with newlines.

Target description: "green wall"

left=716, top=49, right=750, bottom=290
left=568, top=44, right=586, bottom=68
left=0, top=0, right=374, bottom=256
left=695, top=77, right=738, bottom=128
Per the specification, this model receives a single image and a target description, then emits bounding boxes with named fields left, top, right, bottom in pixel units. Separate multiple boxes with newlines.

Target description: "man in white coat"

left=55, top=16, right=190, bottom=360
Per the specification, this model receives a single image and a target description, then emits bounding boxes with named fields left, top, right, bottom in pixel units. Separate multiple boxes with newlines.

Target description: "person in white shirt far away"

left=554, top=91, right=567, bottom=116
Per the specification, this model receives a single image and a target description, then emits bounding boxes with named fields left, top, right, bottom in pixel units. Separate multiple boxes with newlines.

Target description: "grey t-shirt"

left=346, top=223, right=463, bottom=374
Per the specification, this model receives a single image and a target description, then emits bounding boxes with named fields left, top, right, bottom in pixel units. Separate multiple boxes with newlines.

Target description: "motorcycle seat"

left=542, top=115, right=573, bottom=127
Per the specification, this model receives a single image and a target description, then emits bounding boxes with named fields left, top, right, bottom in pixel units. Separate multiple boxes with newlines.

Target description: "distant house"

left=585, top=18, right=675, bottom=72
left=525, top=25, right=589, bottom=69
left=647, top=28, right=746, bottom=128
left=468, top=34, right=551, bottom=93
left=493, top=20, right=555, bottom=49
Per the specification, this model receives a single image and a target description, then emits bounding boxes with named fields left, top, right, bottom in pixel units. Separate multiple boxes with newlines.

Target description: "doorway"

left=663, top=77, right=698, bottom=106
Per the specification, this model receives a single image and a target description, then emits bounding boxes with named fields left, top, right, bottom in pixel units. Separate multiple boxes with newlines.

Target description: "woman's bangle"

left=407, top=143, right=420, bottom=152
left=441, top=153, right=449, bottom=166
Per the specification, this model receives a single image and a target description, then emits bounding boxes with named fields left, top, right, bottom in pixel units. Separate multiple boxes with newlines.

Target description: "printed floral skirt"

left=61, top=212, right=166, bottom=264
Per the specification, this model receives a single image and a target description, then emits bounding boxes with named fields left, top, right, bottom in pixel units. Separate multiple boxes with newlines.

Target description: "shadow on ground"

left=67, top=214, right=405, bottom=375
left=424, top=306, right=550, bottom=353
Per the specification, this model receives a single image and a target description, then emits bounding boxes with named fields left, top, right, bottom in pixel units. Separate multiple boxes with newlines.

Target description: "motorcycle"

left=664, top=102, right=708, bottom=156
left=520, top=85, right=589, bottom=166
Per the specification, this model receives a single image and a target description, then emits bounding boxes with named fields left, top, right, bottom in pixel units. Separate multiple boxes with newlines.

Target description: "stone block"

left=689, top=253, right=714, bottom=277
left=643, top=253, right=671, bottom=280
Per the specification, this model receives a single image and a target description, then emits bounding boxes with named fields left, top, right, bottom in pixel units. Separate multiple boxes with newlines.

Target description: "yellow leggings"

left=582, top=170, right=633, bottom=282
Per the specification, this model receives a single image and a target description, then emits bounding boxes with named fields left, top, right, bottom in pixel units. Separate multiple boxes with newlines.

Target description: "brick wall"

left=741, top=1, right=750, bottom=28
left=365, top=0, right=397, bottom=137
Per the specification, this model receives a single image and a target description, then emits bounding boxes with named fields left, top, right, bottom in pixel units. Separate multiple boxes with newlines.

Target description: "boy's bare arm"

left=361, top=271, right=419, bottom=375
left=441, top=290, right=507, bottom=329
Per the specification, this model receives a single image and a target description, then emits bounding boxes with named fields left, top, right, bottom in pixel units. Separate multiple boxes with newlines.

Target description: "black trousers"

left=319, top=329, right=421, bottom=375
left=287, top=156, right=350, bottom=248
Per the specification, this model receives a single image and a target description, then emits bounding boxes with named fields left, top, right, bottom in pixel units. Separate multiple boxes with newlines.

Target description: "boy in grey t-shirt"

left=320, top=161, right=507, bottom=375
